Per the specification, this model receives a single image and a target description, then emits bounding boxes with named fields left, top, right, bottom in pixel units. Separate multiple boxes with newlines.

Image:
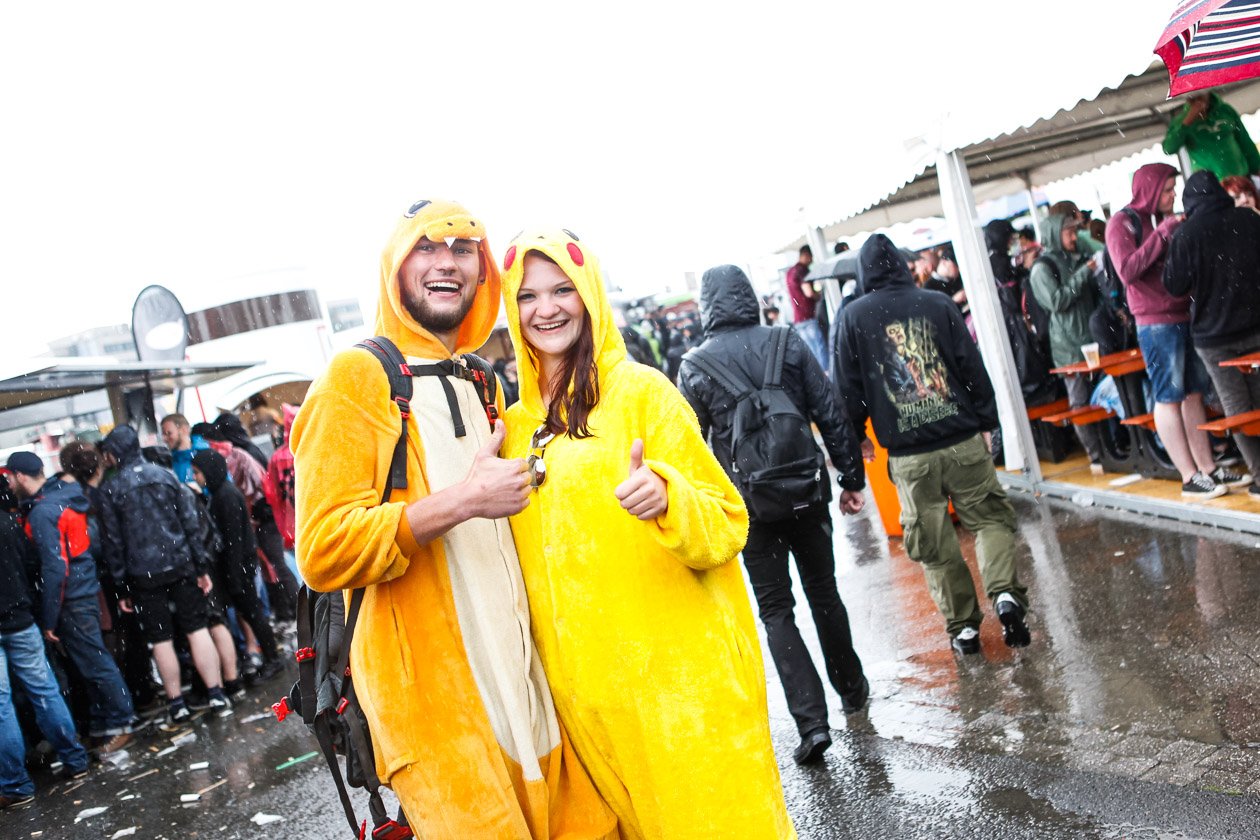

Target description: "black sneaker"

left=169, top=701, right=192, bottom=723
left=1183, top=472, right=1227, bottom=499
left=54, top=764, right=89, bottom=781
left=950, top=626, right=981, bottom=655
left=840, top=675, right=870, bottom=714
left=995, top=594, right=1031, bottom=648
left=224, top=679, right=247, bottom=704
left=256, top=658, right=286, bottom=682
left=792, top=728, right=832, bottom=765
left=1250, top=483, right=1260, bottom=500
left=208, top=694, right=233, bottom=718
left=0, top=793, right=35, bottom=809
left=1210, top=466, right=1252, bottom=489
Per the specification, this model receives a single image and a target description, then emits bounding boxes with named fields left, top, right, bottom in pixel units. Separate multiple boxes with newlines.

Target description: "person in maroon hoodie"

left=1104, top=162, right=1249, bottom=499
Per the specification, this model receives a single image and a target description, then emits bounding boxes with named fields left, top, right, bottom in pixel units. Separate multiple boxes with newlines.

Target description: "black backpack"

left=684, top=327, right=828, bottom=522
left=1099, top=207, right=1142, bottom=315
left=273, top=335, right=498, bottom=840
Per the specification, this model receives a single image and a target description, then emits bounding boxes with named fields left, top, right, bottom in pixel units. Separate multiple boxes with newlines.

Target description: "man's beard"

left=402, top=290, right=476, bottom=335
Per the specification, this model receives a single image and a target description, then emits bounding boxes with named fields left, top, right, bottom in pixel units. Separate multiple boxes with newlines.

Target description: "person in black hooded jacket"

left=98, top=425, right=229, bottom=721
left=677, top=264, right=869, bottom=766
left=832, top=234, right=1031, bottom=656
left=211, top=413, right=299, bottom=623
left=1165, top=170, right=1260, bottom=497
left=190, top=449, right=283, bottom=681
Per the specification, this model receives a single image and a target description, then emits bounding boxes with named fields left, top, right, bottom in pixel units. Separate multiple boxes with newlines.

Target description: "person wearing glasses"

left=500, top=228, right=794, bottom=839
left=292, top=200, right=615, bottom=838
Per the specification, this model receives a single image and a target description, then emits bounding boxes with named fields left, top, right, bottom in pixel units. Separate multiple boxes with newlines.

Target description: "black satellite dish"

left=131, top=285, right=189, bottom=362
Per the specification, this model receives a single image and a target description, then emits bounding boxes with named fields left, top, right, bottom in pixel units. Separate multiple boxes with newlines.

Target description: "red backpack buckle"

left=394, top=396, right=411, bottom=420
left=295, top=647, right=315, bottom=662
left=373, top=820, right=414, bottom=839
left=336, top=697, right=350, bottom=715
left=272, top=696, right=291, bottom=722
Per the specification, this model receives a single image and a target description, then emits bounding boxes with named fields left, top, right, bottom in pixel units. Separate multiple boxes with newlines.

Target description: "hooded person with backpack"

left=1028, top=209, right=1107, bottom=471
left=678, top=263, right=869, bottom=767
left=292, top=200, right=615, bottom=839
left=499, top=230, right=792, bottom=838
left=833, top=234, right=1031, bottom=656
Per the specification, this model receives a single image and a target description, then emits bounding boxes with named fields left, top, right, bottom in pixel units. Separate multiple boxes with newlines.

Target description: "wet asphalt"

left=5, top=491, right=1260, bottom=838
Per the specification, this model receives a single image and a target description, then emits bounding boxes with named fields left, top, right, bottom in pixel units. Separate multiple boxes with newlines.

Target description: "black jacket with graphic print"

left=832, top=234, right=999, bottom=457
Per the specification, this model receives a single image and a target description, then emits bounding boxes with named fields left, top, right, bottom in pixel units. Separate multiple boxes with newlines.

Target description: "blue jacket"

left=27, top=476, right=102, bottom=629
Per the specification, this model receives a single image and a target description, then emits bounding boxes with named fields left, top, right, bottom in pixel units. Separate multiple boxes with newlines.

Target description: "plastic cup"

left=1082, top=343, right=1101, bottom=368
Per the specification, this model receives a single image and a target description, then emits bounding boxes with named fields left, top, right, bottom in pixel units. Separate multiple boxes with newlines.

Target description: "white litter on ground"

left=251, top=812, right=285, bottom=825
left=74, top=806, right=108, bottom=822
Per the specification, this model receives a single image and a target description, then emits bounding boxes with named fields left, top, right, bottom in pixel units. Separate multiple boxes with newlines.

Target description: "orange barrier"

left=863, top=419, right=904, bottom=538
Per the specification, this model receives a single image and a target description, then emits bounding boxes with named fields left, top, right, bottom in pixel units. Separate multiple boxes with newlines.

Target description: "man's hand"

left=1184, top=97, right=1208, bottom=125
left=615, top=439, right=669, bottom=520
left=839, top=489, right=865, bottom=515
left=119, top=598, right=134, bottom=614
left=860, top=437, right=876, bottom=463
left=983, top=431, right=993, bottom=453
left=197, top=574, right=213, bottom=595
left=43, top=628, right=60, bottom=643
left=462, top=420, right=530, bottom=519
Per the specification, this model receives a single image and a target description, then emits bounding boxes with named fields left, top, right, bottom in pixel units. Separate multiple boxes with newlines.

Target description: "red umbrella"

left=1156, top=0, right=1260, bottom=96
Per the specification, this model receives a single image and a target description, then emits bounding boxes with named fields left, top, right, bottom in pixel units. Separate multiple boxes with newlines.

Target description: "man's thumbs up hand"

left=615, top=438, right=668, bottom=520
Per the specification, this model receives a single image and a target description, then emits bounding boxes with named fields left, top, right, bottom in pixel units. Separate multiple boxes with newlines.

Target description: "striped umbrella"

left=1156, top=0, right=1260, bottom=96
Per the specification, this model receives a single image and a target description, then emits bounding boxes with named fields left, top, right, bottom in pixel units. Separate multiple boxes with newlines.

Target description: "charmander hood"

left=376, top=198, right=502, bottom=358
left=500, top=227, right=627, bottom=420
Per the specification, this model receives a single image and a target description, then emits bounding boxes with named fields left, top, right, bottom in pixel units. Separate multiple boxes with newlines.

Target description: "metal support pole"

left=1021, top=172, right=1042, bottom=242
left=937, top=149, right=1042, bottom=482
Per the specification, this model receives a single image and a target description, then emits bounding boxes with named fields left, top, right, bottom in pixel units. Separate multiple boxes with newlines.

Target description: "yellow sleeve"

left=291, top=350, right=415, bottom=592
left=639, top=374, right=749, bottom=571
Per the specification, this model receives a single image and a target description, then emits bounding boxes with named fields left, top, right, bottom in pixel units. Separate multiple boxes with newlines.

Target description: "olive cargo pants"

left=889, top=434, right=1027, bottom=636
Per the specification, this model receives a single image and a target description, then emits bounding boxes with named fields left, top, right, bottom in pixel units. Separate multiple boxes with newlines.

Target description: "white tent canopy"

left=796, top=64, right=1260, bottom=243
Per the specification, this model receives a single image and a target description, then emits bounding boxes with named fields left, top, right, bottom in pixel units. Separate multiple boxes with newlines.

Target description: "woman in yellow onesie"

left=500, top=228, right=795, bottom=840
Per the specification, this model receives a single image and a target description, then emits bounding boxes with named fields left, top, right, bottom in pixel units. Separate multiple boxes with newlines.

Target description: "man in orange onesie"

left=291, top=198, right=616, bottom=839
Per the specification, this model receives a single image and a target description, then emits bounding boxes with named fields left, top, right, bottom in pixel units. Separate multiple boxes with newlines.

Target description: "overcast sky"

left=2, top=2, right=1166, bottom=359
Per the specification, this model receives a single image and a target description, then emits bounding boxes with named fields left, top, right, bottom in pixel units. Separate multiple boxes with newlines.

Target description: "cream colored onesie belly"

left=408, top=356, right=559, bottom=780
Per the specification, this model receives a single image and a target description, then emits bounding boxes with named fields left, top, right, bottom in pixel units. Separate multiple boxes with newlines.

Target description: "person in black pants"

left=190, top=450, right=284, bottom=682
left=678, top=264, right=870, bottom=766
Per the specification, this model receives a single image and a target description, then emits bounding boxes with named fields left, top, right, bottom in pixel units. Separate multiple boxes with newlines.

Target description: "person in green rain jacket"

left=1029, top=211, right=1104, bottom=465
left=1163, top=92, right=1260, bottom=180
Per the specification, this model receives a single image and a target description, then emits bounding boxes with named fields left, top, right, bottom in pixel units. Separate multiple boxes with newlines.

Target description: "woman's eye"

left=517, top=293, right=535, bottom=303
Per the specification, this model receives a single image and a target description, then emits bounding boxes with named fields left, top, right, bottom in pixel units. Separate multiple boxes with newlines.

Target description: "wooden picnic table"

left=1049, top=348, right=1144, bottom=377
left=1218, top=351, right=1260, bottom=371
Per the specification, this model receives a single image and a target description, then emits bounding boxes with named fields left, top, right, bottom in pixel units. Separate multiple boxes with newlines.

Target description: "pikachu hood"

left=499, top=227, right=626, bottom=417
left=376, top=198, right=501, bottom=357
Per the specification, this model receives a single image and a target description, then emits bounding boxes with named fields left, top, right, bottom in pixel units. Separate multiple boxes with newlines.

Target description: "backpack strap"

left=1032, top=255, right=1061, bottom=283
left=763, top=326, right=789, bottom=389
left=404, top=354, right=501, bottom=438
left=683, top=347, right=753, bottom=400
left=1120, top=206, right=1144, bottom=247
left=357, top=337, right=412, bottom=494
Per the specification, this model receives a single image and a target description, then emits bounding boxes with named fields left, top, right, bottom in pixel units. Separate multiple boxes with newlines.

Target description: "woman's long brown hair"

left=527, top=251, right=600, bottom=438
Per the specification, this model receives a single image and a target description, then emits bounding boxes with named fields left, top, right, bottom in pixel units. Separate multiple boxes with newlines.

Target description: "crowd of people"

left=0, top=411, right=300, bottom=809
left=5, top=138, right=1259, bottom=835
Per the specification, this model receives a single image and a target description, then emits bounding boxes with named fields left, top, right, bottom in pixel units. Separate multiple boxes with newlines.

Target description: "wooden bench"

left=1040, top=406, right=1116, bottom=427
left=1027, top=398, right=1070, bottom=421
left=1199, top=409, right=1260, bottom=437
left=1120, top=413, right=1156, bottom=431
